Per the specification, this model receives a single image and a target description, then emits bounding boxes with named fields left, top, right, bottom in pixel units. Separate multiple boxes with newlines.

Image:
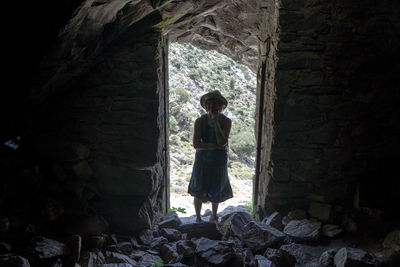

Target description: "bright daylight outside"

left=168, top=42, right=257, bottom=218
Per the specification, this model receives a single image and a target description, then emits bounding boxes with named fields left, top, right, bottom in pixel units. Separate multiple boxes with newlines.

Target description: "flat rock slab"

left=334, top=247, right=378, bottom=267
left=27, top=236, right=70, bottom=260
left=102, top=264, right=134, bottom=267
left=78, top=251, right=106, bottom=266
left=105, top=251, right=137, bottom=266
left=178, top=222, right=222, bottom=240
left=283, top=219, right=321, bottom=241
left=254, top=254, right=275, bottom=267
left=280, top=243, right=322, bottom=266
left=137, top=253, right=163, bottom=266
left=287, top=209, right=307, bottom=220
left=262, top=211, right=283, bottom=231
left=195, top=237, right=236, bottom=266
left=161, top=228, right=183, bottom=242
left=264, top=248, right=296, bottom=266
left=241, top=221, right=286, bottom=253
left=159, top=216, right=183, bottom=229
left=0, top=254, right=30, bottom=267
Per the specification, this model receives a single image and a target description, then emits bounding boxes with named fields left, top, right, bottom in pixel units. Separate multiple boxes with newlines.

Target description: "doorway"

left=167, top=42, right=257, bottom=217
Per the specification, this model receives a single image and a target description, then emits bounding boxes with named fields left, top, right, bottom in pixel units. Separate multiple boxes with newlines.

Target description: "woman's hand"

left=210, top=112, right=219, bottom=120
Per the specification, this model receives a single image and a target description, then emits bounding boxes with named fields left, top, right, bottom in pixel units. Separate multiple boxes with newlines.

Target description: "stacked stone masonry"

left=264, top=0, right=400, bottom=214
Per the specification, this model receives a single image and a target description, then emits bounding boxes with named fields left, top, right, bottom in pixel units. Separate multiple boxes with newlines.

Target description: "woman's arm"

left=213, top=116, right=232, bottom=146
left=193, top=117, right=224, bottom=150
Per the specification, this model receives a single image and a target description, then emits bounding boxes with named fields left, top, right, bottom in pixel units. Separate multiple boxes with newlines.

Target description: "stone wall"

left=262, top=0, right=400, bottom=215
left=254, top=0, right=280, bottom=215
left=24, top=12, right=167, bottom=234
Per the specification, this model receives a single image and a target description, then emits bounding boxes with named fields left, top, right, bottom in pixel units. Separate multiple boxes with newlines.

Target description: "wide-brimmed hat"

left=200, top=90, right=228, bottom=110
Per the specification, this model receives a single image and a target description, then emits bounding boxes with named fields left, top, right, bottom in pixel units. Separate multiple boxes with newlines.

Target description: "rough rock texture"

left=0, top=254, right=31, bottom=267
left=178, top=222, right=222, bottom=240
left=241, top=221, right=286, bottom=253
left=264, top=248, right=296, bottom=267
left=219, top=211, right=254, bottom=241
left=26, top=236, right=70, bottom=260
left=283, top=219, right=321, bottom=242
left=1, top=0, right=400, bottom=239
left=262, top=211, right=283, bottom=231
left=334, top=247, right=378, bottom=267
left=382, top=229, right=400, bottom=252
left=280, top=243, right=322, bottom=266
left=195, top=237, right=236, bottom=266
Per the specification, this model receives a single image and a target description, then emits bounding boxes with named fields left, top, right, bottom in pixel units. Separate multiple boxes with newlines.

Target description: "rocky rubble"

left=0, top=204, right=399, bottom=267
left=0, top=145, right=397, bottom=265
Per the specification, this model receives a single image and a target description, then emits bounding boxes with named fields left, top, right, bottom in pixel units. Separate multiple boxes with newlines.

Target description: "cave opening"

left=167, top=41, right=257, bottom=219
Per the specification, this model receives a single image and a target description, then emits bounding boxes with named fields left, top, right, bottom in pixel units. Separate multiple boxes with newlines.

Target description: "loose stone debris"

left=0, top=204, right=399, bottom=267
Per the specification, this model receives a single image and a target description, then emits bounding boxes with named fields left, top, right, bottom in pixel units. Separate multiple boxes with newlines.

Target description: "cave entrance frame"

left=165, top=41, right=259, bottom=215
left=160, top=37, right=276, bottom=217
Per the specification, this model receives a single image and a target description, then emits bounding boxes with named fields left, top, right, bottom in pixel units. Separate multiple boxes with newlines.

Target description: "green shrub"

left=230, top=130, right=256, bottom=156
left=169, top=116, right=178, bottom=131
left=171, top=86, right=190, bottom=103
left=229, top=161, right=253, bottom=180
left=170, top=134, right=179, bottom=145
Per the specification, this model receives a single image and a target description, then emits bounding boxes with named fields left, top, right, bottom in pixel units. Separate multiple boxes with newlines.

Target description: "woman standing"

left=188, top=90, right=233, bottom=223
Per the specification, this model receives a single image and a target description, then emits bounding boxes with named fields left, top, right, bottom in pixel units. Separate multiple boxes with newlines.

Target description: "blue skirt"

left=188, top=149, right=233, bottom=203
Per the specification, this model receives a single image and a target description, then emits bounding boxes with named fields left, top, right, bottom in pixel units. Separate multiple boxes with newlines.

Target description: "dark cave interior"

left=1, top=0, right=400, bottom=266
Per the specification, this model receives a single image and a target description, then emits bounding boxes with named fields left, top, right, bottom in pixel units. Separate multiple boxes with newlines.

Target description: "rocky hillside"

left=168, top=42, right=257, bottom=214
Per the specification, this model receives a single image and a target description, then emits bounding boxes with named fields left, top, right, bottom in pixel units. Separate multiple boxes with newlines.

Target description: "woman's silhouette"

left=188, top=90, right=233, bottom=223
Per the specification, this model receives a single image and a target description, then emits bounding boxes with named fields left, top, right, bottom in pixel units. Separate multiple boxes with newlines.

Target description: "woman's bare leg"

left=194, top=197, right=202, bottom=222
left=211, top=202, right=219, bottom=222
